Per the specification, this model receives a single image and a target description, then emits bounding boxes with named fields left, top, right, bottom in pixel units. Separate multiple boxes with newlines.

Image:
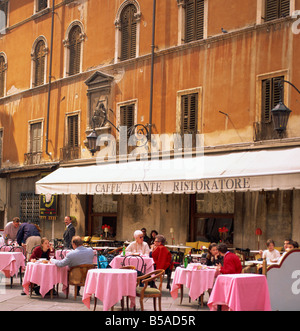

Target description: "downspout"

left=148, top=0, right=156, bottom=141
left=45, top=0, right=55, bottom=157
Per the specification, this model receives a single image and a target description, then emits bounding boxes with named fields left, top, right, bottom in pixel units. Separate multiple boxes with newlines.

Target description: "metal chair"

left=121, top=255, right=146, bottom=276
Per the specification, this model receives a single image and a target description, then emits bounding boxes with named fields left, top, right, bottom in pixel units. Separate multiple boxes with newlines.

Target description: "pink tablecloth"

left=0, top=252, right=25, bottom=277
left=22, top=262, right=68, bottom=298
left=208, top=274, right=271, bottom=311
left=171, top=266, right=217, bottom=301
left=110, top=255, right=154, bottom=274
left=82, top=269, right=137, bottom=311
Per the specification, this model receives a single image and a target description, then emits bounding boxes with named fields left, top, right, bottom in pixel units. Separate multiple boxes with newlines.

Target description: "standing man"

left=16, top=222, right=41, bottom=261
left=4, top=217, right=21, bottom=244
left=63, top=216, right=75, bottom=249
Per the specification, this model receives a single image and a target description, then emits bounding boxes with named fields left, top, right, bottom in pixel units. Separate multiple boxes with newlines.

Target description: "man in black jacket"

left=63, top=216, right=76, bottom=249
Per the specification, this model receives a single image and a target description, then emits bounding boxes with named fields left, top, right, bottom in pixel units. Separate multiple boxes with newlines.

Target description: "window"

left=0, top=0, right=8, bottom=31
left=185, top=0, right=205, bottom=43
left=265, top=0, right=290, bottom=21
left=68, top=25, right=82, bottom=76
left=0, top=54, right=7, bottom=97
left=67, top=114, right=79, bottom=147
left=36, top=0, right=48, bottom=12
left=261, top=76, right=284, bottom=123
left=181, top=93, right=198, bottom=134
left=120, top=4, right=137, bottom=61
left=20, top=192, right=40, bottom=224
left=120, top=104, right=135, bottom=137
left=30, top=122, right=42, bottom=153
left=33, top=40, right=47, bottom=87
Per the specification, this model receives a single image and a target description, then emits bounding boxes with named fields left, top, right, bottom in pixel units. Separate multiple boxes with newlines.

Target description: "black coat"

left=63, top=224, right=76, bottom=249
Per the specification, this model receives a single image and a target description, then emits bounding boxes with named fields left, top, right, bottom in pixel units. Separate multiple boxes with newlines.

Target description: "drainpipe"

left=148, top=0, right=156, bottom=141
left=45, top=0, right=55, bottom=157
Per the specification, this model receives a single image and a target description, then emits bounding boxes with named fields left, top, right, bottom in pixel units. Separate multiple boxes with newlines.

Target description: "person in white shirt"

left=260, top=239, right=281, bottom=263
left=125, top=230, right=150, bottom=255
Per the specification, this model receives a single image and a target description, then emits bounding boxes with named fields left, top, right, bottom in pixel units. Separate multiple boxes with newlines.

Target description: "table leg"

left=94, top=297, right=97, bottom=311
left=180, top=284, right=183, bottom=304
left=19, top=267, right=22, bottom=285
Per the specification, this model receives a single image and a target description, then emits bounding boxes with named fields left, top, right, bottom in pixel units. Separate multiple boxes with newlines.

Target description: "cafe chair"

left=135, top=269, right=165, bottom=311
left=121, top=255, right=146, bottom=276
left=66, top=264, right=95, bottom=300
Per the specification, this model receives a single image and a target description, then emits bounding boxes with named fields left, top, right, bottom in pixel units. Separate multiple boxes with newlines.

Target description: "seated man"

left=51, top=236, right=94, bottom=296
left=51, top=236, right=94, bottom=268
left=216, top=243, right=242, bottom=274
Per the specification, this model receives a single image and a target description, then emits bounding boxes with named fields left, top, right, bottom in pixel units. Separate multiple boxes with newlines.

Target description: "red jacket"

left=220, top=252, right=242, bottom=274
left=152, top=245, right=172, bottom=270
left=29, top=246, right=52, bottom=261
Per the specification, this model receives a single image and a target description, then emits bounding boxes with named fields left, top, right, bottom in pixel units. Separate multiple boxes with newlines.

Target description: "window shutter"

left=68, top=26, right=82, bottom=76
left=120, top=104, right=135, bottom=137
left=68, top=115, right=79, bottom=148
left=181, top=93, right=198, bottom=133
left=261, top=76, right=284, bottom=124
left=30, top=122, right=42, bottom=153
left=265, top=0, right=290, bottom=21
left=185, top=0, right=204, bottom=43
left=34, top=40, right=46, bottom=87
left=120, top=5, right=137, bottom=61
left=0, top=56, right=5, bottom=98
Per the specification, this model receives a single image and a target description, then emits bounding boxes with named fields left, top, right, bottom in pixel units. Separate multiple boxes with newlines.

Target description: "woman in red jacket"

left=151, top=234, right=173, bottom=289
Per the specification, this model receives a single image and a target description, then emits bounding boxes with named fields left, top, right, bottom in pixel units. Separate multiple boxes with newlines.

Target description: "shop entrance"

left=190, top=193, right=234, bottom=245
left=86, top=195, right=118, bottom=238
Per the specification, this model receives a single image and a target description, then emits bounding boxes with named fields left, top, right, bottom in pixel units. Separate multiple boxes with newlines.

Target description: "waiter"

left=63, top=216, right=76, bottom=249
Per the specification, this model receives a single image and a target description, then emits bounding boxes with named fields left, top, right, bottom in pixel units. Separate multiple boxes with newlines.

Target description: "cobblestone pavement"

left=0, top=276, right=210, bottom=312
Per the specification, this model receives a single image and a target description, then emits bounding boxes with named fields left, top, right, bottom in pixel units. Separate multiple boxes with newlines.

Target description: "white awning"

left=35, top=147, right=300, bottom=195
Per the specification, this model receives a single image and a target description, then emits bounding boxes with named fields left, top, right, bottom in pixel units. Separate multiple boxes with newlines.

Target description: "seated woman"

left=151, top=234, right=173, bottom=289
left=125, top=230, right=150, bottom=255
left=205, top=243, right=223, bottom=266
left=30, top=237, right=54, bottom=262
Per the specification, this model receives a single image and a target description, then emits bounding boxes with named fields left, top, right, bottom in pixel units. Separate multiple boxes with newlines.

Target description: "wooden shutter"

left=261, top=76, right=284, bottom=123
left=68, top=115, right=79, bottom=148
left=265, top=0, right=290, bottom=21
left=185, top=0, right=204, bottom=43
left=181, top=93, right=198, bottom=133
left=120, top=5, right=137, bottom=61
left=68, top=25, right=82, bottom=76
left=30, top=122, right=42, bottom=153
left=120, top=104, right=135, bottom=137
left=34, top=40, right=46, bottom=87
left=0, top=56, right=5, bottom=98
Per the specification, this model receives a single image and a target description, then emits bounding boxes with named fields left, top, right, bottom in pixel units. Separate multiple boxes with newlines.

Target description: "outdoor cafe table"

left=170, top=264, right=217, bottom=303
left=109, top=255, right=155, bottom=274
left=82, top=269, right=137, bottom=311
left=22, top=262, right=68, bottom=298
left=0, top=252, right=25, bottom=280
left=208, top=274, right=271, bottom=311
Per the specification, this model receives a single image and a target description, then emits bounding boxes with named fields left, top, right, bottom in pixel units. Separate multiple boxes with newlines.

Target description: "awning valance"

left=35, top=147, right=300, bottom=195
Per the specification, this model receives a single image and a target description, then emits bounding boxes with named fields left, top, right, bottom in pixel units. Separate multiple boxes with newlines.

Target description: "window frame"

left=28, top=119, right=44, bottom=154
left=0, top=52, right=7, bottom=98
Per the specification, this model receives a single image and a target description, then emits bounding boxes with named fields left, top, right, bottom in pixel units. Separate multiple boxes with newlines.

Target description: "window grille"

left=20, top=192, right=40, bottom=224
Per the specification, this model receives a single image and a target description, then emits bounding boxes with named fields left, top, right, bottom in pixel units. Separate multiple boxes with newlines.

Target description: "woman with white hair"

left=125, top=230, right=150, bottom=255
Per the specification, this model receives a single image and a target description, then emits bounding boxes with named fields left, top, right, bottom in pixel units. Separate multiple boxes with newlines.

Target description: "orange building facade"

left=0, top=0, right=299, bottom=248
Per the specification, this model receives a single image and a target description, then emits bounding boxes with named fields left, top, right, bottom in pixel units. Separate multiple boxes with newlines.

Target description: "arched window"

left=0, top=54, right=7, bottom=98
left=115, top=1, right=141, bottom=63
left=33, top=39, right=47, bottom=87
left=68, top=25, right=82, bottom=76
left=120, top=4, right=137, bottom=61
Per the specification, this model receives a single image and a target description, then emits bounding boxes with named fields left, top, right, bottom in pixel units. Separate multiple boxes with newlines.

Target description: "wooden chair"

left=135, top=269, right=165, bottom=311
left=66, top=264, right=95, bottom=300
